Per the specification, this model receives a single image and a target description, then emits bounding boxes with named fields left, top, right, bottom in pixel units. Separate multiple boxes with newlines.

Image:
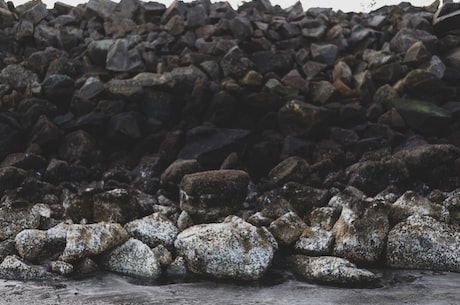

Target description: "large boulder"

left=0, top=255, right=52, bottom=280
left=60, top=222, right=128, bottom=262
left=179, top=170, right=249, bottom=223
left=103, top=238, right=161, bottom=279
left=386, top=215, right=460, bottom=272
left=174, top=216, right=278, bottom=280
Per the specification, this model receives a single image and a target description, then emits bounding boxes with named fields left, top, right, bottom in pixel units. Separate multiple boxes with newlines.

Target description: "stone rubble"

left=0, top=0, right=458, bottom=287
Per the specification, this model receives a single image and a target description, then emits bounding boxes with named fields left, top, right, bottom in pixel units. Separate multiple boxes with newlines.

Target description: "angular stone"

left=86, top=0, right=116, bottom=19
left=403, top=41, right=431, bottom=63
left=186, top=4, right=208, bottom=28
left=347, top=158, right=409, bottom=196
left=0, top=8, right=14, bottom=29
left=268, top=212, right=307, bottom=246
left=179, top=169, right=249, bottom=223
left=21, top=2, right=48, bottom=25
left=332, top=197, right=390, bottom=264
left=175, top=216, right=278, bottom=280
left=295, top=226, right=334, bottom=255
left=221, top=46, right=255, bottom=78
left=280, top=182, right=330, bottom=217
left=386, top=215, right=460, bottom=272
left=301, top=25, right=326, bottom=40
left=41, top=74, right=74, bottom=98
left=161, top=159, right=202, bottom=187
left=0, top=64, right=38, bottom=91
left=0, top=255, right=52, bottom=280
left=392, top=98, right=452, bottom=134
left=58, top=130, right=102, bottom=165
left=61, top=222, right=128, bottom=262
left=278, top=99, right=330, bottom=137
left=103, top=238, right=161, bottom=279
left=390, top=191, right=442, bottom=224
left=310, top=81, right=337, bottom=104
left=107, top=111, right=144, bottom=141
left=390, top=28, right=438, bottom=54
left=170, top=65, right=208, bottom=91
left=251, top=50, right=293, bottom=75
left=268, top=156, right=310, bottom=187
left=229, top=15, right=253, bottom=40
left=93, top=188, right=139, bottom=224
left=287, top=255, right=376, bottom=286
left=310, top=43, right=338, bottom=66
left=106, top=39, right=144, bottom=72
left=124, top=213, right=179, bottom=249
left=87, top=39, right=114, bottom=66
left=421, top=55, right=446, bottom=79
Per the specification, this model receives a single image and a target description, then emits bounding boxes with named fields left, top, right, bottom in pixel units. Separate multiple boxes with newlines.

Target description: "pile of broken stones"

left=0, top=0, right=459, bottom=287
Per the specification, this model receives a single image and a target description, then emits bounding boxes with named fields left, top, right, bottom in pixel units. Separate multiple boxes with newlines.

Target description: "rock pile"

left=0, top=0, right=459, bottom=287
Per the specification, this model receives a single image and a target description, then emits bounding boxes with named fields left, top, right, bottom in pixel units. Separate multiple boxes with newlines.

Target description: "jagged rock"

left=280, top=182, right=330, bottom=217
left=268, top=157, right=310, bottom=187
left=106, top=39, right=144, bottom=72
left=174, top=216, right=278, bottom=280
left=331, top=193, right=390, bottom=264
left=310, top=44, right=338, bottom=66
left=0, top=7, right=14, bottom=29
left=390, top=28, right=438, bottom=54
left=229, top=15, right=253, bottom=40
left=21, top=2, right=48, bottom=25
left=41, top=74, right=74, bottom=98
left=107, top=111, right=145, bottom=141
left=0, top=64, right=38, bottom=91
left=93, top=188, right=139, bottom=224
left=87, top=0, right=116, bottom=19
left=268, top=212, right=307, bottom=246
left=294, top=226, right=334, bottom=255
left=403, top=41, right=431, bottom=64
left=390, top=191, right=443, bottom=224
left=0, top=203, right=44, bottom=241
left=287, top=255, right=376, bottom=286
left=179, top=169, right=249, bottom=223
left=0, top=255, right=52, bottom=280
left=221, top=46, right=255, bottom=78
left=278, top=99, right=330, bottom=137
left=310, top=81, right=338, bottom=104
left=60, top=222, right=128, bottom=262
left=152, top=244, right=173, bottom=267
left=124, top=213, right=179, bottom=249
left=177, top=210, right=193, bottom=231
left=386, top=215, right=460, bottom=272
left=103, top=238, right=161, bottom=279
left=58, top=130, right=102, bottom=165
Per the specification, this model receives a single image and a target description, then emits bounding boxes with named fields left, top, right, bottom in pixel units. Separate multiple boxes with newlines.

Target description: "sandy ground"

left=0, top=270, right=459, bottom=305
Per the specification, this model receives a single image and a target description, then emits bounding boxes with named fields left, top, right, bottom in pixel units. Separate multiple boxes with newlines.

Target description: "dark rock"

left=41, top=74, right=75, bottom=98
left=251, top=50, right=293, bottom=75
left=392, top=98, right=451, bottom=134
left=278, top=99, right=330, bottom=137
left=87, top=39, right=114, bottom=66
left=186, top=4, right=208, bottom=28
left=1, top=153, right=46, bottom=171
left=0, top=7, right=14, bottom=29
left=93, top=188, right=139, bottom=224
left=229, top=15, right=253, bottom=40
left=0, top=255, right=52, bottom=280
left=268, top=211, right=306, bottom=246
left=44, top=159, right=69, bottom=184
left=280, top=182, right=330, bottom=217
left=221, top=46, right=255, bottom=78
left=390, top=191, right=442, bottom=225
left=268, top=157, right=310, bottom=187
left=310, top=81, right=338, bottom=104
left=390, top=28, right=438, bottom=54
left=0, top=114, right=23, bottom=160
left=161, top=159, right=202, bottom=188
left=179, top=169, right=249, bottom=223
left=86, top=0, right=116, bottom=19
left=403, top=41, right=431, bottom=63
left=58, top=130, right=103, bottom=165
left=310, top=44, right=338, bottom=66
left=106, top=39, right=144, bottom=72
left=178, top=126, right=250, bottom=167
left=21, top=2, right=48, bottom=25
left=0, top=64, right=38, bottom=91
left=107, top=111, right=145, bottom=141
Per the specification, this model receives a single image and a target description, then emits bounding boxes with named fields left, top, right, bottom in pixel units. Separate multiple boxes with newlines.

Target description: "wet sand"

left=0, top=270, right=459, bottom=305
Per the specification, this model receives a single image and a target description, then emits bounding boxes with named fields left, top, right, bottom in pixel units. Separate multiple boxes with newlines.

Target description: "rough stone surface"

left=386, top=215, right=460, bottom=272
left=287, top=255, right=377, bottom=286
left=174, top=216, right=278, bottom=280
left=61, top=223, right=128, bottom=262
left=268, top=212, right=307, bottom=246
left=103, top=238, right=161, bottom=279
left=0, top=255, right=52, bottom=280
left=124, top=213, right=179, bottom=249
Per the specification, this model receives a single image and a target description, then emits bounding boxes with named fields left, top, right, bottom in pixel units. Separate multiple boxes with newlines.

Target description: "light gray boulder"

left=0, top=255, right=52, bottom=280
left=287, top=255, right=377, bottom=286
left=124, top=212, right=179, bottom=249
left=174, top=216, right=278, bottom=280
left=103, top=238, right=161, bottom=279
left=386, top=215, right=460, bottom=272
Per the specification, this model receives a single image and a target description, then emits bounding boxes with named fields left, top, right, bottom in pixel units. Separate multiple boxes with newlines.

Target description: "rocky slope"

left=0, top=0, right=459, bottom=286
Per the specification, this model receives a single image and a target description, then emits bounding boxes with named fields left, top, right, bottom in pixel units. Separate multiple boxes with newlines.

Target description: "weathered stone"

left=403, top=41, right=431, bottom=63
left=58, top=130, right=102, bottom=165
left=287, top=255, right=376, bottom=286
left=221, top=46, right=255, bottom=78
left=310, top=43, right=338, bottom=66
left=152, top=244, right=173, bottom=267
left=229, top=15, right=253, bottom=40
left=310, top=81, right=337, bottom=104
left=15, top=229, right=47, bottom=262
left=268, top=157, right=310, bottom=187
left=280, top=182, right=330, bottom=217
left=390, top=191, right=442, bottom=224
left=124, top=213, right=179, bottom=249
left=0, top=255, right=52, bottom=280
left=50, top=261, right=74, bottom=275
left=386, top=215, right=460, bottom=272
left=278, top=99, right=330, bottom=137
left=390, top=28, right=438, bottom=54
left=179, top=169, right=249, bottom=223
left=103, top=238, right=161, bottom=279
left=175, top=216, right=278, bottom=280
left=251, top=50, right=293, bottom=75
left=332, top=196, right=390, bottom=264
left=60, top=222, right=128, bottom=262
left=0, top=7, right=14, bottom=29
left=106, top=39, right=144, bottom=72
left=295, top=226, right=334, bottom=255
left=41, top=74, right=74, bottom=98
left=107, top=111, right=145, bottom=141
left=21, top=2, right=48, bottom=25
left=268, top=212, right=307, bottom=246
left=87, top=39, right=114, bottom=66
left=0, top=64, right=38, bottom=91
left=392, top=99, right=452, bottom=134
left=86, top=0, right=116, bottom=19
left=161, top=159, right=202, bottom=187
left=93, top=188, right=139, bottom=224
